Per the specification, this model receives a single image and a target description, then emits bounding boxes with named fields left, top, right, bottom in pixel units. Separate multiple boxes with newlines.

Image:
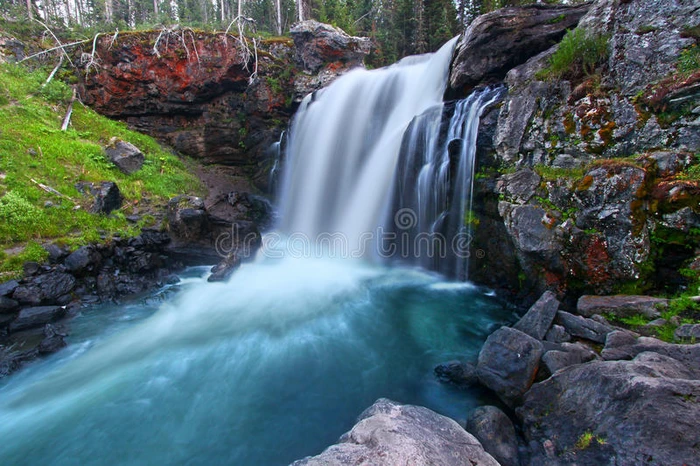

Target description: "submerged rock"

left=434, top=360, right=479, bottom=388
left=291, top=398, right=499, bottom=466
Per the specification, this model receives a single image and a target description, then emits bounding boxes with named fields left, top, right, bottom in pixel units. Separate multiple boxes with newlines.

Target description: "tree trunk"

left=274, top=0, right=282, bottom=34
left=153, top=0, right=159, bottom=18
left=237, top=0, right=242, bottom=17
left=105, top=0, right=112, bottom=23
left=25, top=0, right=33, bottom=20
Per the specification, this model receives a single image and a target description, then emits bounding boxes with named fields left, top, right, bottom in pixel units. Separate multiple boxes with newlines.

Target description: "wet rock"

left=450, top=3, right=590, bottom=92
left=12, top=272, right=76, bottom=305
left=577, top=294, right=667, bottom=319
left=477, top=327, right=544, bottom=407
left=674, top=324, right=700, bottom=342
left=291, top=20, right=370, bottom=74
left=466, top=406, right=520, bottom=466
left=497, top=168, right=541, bottom=204
left=43, top=243, right=68, bottom=264
left=0, top=296, right=18, bottom=313
left=555, top=311, right=613, bottom=344
left=167, top=196, right=209, bottom=242
left=518, top=352, right=700, bottom=466
left=291, top=398, right=499, bottom=466
left=541, top=342, right=598, bottom=374
left=0, top=280, right=19, bottom=297
left=22, top=261, right=40, bottom=276
left=9, top=306, right=66, bottom=332
left=544, top=324, right=571, bottom=343
left=64, top=246, right=102, bottom=275
left=38, top=324, right=67, bottom=354
left=513, top=290, right=560, bottom=340
left=434, top=360, right=479, bottom=388
left=208, top=254, right=241, bottom=283
left=104, top=138, right=145, bottom=174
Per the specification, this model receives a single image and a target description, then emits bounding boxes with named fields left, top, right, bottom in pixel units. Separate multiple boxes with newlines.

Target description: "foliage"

left=0, top=63, right=204, bottom=273
left=677, top=44, right=700, bottom=74
left=536, top=28, right=610, bottom=81
left=575, top=431, right=606, bottom=450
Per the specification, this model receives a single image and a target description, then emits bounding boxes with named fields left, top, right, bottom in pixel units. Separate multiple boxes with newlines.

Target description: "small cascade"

left=387, top=87, right=504, bottom=279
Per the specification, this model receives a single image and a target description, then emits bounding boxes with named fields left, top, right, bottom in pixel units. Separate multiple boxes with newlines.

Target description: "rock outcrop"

left=291, top=398, right=499, bottom=466
left=79, top=25, right=369, bottom=191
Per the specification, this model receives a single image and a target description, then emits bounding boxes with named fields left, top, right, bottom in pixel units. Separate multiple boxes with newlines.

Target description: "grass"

left=575, top=431, right=606, bottom=450
left=536, top=28, right=610, bottom=82
left=0, top=63, right=204, bottom=276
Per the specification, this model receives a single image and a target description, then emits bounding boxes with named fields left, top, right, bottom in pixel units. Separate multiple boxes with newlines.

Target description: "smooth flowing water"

left=0, top=260, right=512, bottom=465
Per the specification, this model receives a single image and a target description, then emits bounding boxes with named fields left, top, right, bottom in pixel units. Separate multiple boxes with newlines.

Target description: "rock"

left=450, top=3, right=590, bottom=92
left=77, top=181, right=122, bottom=214
left=555, top=311, right=613, bottom=344
left=477, top=327, right=544, bottom=407
left=12, top=272, right=76, bottom=305
left=434, top=360, right=479, bottom=388
left=291, top=398, right=499, bottom=466
left=9, top=306, right=66, bottom=332
left=544, top=324, right=571, bottom=343
left=674, top=324, right=700, bottom=342
left=43, top=243, right=68, bottom=264
left=0, top=280, right=19, bottom=297
left=497, top=168, right=541, bottom=204
left=602, top=331, right=700, bottom=377
left=0, top=296, right=19, bottom=313
left=541, top=342, right=598, bottom=374
left=661, top=207, right=700, bottom=233
left=64, top=246, right=102, bottom=274
left=208, top=254, right=241, bottom=282
left=577, top=295, right=667, bottom=319
left=38, top=324, right=67, bottom=354
left=22, top=261, right=40, bottom=276
left=167, top=196, right=209, bottom=242
left=513, top=290, right=560, bottom=340
left=290, top=21, right=370, bottom=74
left=104, top=138, right=145, bottom=174
left=518, top=352, right=700, bottom=466
left=466, top=406, right=520, bottom=466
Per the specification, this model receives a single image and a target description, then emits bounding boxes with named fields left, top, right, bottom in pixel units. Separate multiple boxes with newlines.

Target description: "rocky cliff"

left=79, top=22, right=370, bottom=191
left=450, top=0, right=700, bottom=302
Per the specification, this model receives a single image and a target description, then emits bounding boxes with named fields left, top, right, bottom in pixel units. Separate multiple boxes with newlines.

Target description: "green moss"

left=635, top=25, right=658, bottom=35
left=678, top=44, right=700, bottom=74
left=575, top=431, right=606, bottom=450
left=536, top=28, right=610, bottom=82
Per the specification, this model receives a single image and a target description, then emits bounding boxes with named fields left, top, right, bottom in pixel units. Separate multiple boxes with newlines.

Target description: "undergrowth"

left=536, top=28, right=610, bottom=81
left=0, top=63, right=204, bottom=277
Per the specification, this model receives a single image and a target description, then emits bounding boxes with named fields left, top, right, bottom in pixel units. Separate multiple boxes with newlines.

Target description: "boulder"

left=0, top=280, right=19, bottom=297
left=290, top=21, right=371, bottom=74
left=9, top=306, right=66, bottom=332
left=577, top=295, right=667, bottom=319
left=466, top=406, right=520, bottom=466
left=0, top=296, right=18, bottom=313
left=434, top=360, right=479, bottom=388
left=602, top=331, right=700, bottom=377
left=76, top=181, right=122, bottom=214
left=477, top=326, right=544, bottom=407
left=450, top=3, right=591, bottom=92
left=541, top=342, right=598, bottom=374
left=675, top=324, right=700, bottom=342
left=544, top=324, right=571, bottom=343
left=208, top=254, right=241, bottom=283
left=291, top=398, right=499, bottom=466
left=555, top=311, right=613, bottom=344
left=518, top=352, right=700, bottom=466
left=64, top=246, right=102, bottom=275
left=38, top=324, right=67, bottom=354
left=497, top=168, right=541, bottom=204
left=12, top=272, right=76, bottom=305
left=104, top=138, right=145, bottom=174
left=513, top=290, right=560, bottom=340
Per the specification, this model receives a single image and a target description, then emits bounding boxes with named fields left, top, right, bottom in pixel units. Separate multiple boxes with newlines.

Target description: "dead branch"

left=33, top=18, right=75, bottom=68
left=61, top=87, right=77, bottom=131
left=249, top=37, right=259, bottom=85
left=20, top=39, right=90, bottom=63
left=30, top=178, right=72, bottom=201
left=82, top=32, right=102, bottom=76
left=108, top=29, right=119, bottom=50
left=43, top=55, right=64, bottom=87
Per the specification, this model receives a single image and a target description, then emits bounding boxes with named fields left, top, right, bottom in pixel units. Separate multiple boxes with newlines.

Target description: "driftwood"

left=61, top=87, right=77, bottom=131
left=29, top=178, right=72, bottom=201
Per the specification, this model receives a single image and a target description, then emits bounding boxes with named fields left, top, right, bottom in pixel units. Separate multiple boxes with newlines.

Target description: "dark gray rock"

left=477, top=326, right=544, bottom=407
left=291, top=398, right=499, bottom=466
left=12, top=272, right=76, bottom=305
left=518, top=352, right=700, bottom=466
left=208, top=254, right=241, bottom=282
left=38, top=324, right=67, bottom=354
left=290, top=20, right=370, bottom=74
left=0, top=296, right=18, bottom=313
left=77, top=181, right=122, bottom=214
left=675, top=324, right=700, bottom=342
left=167, top=195, right=209, bottom=242
left=497, top=168, right=541, bottom=204
left=43, top=243, right=68, bottom=264
left=64, top=246, right=102, bottom=274
left=434, top=360, right=479, bottom=388
left=0, top=280, right=19, bottom=297
left=542, top=342, right=598, bottom=374
left=450, top=3, right=590, bottom=91
left=466, top=406, right=520, bottom=466
left=105, top=138, right=145, bottom=174
left=577, top=294, right=667, bottom=319
left=9, top=306, right=66, bottom=332
left=602, top=331, right=700, bottom=377
left=544, top=324, right=571, bottom=343
left=514, top=290, right=560, bottom=340
left=22, top=261, right=40, bottom=276
left=556, top=311, right=613, bottom=344
left=662, top=207, right=700, bottom=233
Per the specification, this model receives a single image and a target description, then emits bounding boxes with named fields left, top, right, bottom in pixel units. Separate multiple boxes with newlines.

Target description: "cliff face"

left=450, top=0, right=700, bottom=302
left=79, top=23, right=369, bottom=191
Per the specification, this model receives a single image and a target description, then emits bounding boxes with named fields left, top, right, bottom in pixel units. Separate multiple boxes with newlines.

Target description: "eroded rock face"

left=518, top=351, right=700, bottom=466
left=450, top=3, right=591, bottom=93
left=291, top=21, right=370, bottom=74
left=291, top=398, right=499, bottom=466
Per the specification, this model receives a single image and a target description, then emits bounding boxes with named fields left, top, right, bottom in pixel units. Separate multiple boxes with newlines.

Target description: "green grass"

left=677, top=44, right=700, bottom=74
left=0, top=63, right=204, bottom=276
left=575, top=431, right=606, bottom=450
left=536, top=28, right=610, bottom=81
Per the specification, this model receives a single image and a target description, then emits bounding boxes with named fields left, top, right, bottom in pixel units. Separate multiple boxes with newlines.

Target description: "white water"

left=278, top=37, right=459, bottom=253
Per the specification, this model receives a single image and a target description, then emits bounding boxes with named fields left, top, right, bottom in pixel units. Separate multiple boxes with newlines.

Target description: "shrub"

left=537, top=28, right=610, bottom=81
left=0, top=191, right=48, bottom=241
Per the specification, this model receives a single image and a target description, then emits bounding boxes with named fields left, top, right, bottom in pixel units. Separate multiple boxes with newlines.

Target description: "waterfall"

left=277, top=37, right=502, bottom=278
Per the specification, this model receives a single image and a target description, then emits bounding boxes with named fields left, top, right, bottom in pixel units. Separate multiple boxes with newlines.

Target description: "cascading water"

left=0, top=39, right=512, bottom=466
